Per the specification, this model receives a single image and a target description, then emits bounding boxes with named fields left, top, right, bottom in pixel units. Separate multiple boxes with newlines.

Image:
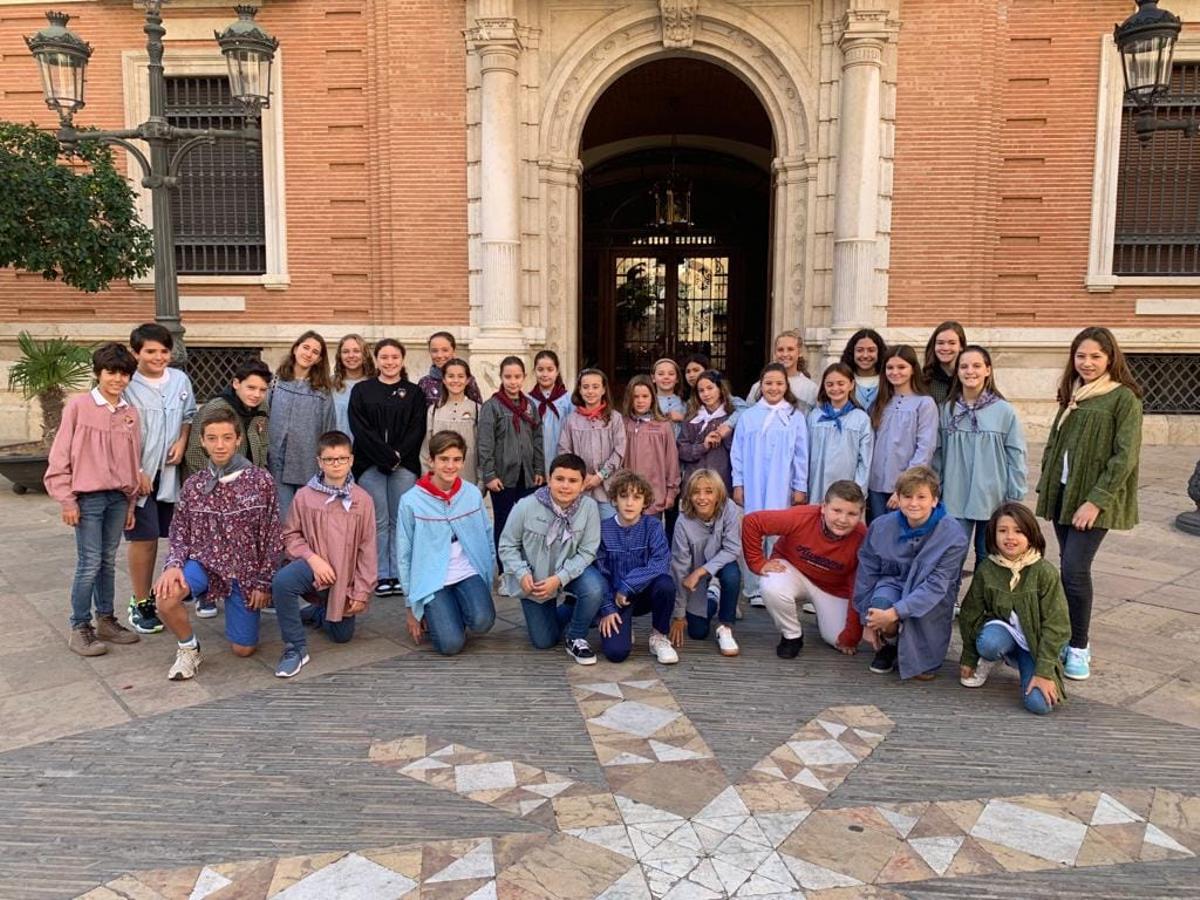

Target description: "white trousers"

left=760, top=560, right=851, bottom=646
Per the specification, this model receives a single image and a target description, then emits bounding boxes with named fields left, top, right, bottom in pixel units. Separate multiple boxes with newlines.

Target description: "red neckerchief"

left=577, top=401, right=607, bottom=421
left=530, top=381, right=568, bottom=419
left=416, top=472, right=462, bottom=503
left=493, top=389, right=535, bottom=433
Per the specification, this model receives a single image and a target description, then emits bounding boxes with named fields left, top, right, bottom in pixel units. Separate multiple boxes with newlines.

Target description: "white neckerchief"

left=690, top=406, right=724, bottom=430
left=756, top=397, right=792, bottom=434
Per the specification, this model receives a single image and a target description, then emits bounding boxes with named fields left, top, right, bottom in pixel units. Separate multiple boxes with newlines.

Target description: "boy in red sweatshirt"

left=44, top=343, right=144, bottom=656
left=742, top=479, right=867, bottom=659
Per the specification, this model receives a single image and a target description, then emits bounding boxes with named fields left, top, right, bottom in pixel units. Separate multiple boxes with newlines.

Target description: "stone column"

left=467, top=5, right=525, bottom=392
left=829, top=9, right=890, bottom=357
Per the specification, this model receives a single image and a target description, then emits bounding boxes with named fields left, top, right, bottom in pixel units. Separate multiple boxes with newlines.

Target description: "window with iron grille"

left=1114, top=63, right=1200, bottom=275
left=165, top=76, right=266, bottom=275
left=182, top=347, right=265, bottom=405
left=1125, top=353, right=1200, bottom=414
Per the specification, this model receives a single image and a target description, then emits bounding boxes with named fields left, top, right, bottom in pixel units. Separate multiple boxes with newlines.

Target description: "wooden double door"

left=587, top=235, right=749, bottom=392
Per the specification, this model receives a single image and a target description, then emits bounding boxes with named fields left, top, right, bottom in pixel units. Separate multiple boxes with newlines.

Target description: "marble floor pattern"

left=78, top=661, right=1200, bottom=899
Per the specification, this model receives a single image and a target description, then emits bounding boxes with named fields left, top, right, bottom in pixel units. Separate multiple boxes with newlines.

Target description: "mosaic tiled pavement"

left=73, top=659, right=1200, bottom=899
left=1, top=446, right=1199, bottom=898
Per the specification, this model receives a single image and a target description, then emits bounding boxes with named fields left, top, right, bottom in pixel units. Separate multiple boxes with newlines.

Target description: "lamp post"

left=1114, top=0, right=1197, bottom=141
left=25, top=4, right=278, bottom=363
left=1114, top=1, right=1200, bottom=535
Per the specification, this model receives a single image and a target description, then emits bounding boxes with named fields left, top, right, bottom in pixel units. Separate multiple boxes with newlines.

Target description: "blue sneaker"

left=274, top=645, right=310, bottom=679
left=1063, top=645, right=1091, bottom=681
left=196, top=597, right=218, bottom=619
left=299, top=603, right=320, bottom=627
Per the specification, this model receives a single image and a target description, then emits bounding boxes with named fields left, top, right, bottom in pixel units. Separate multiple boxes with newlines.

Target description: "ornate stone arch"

left=534, top=1, right=819, bottom=374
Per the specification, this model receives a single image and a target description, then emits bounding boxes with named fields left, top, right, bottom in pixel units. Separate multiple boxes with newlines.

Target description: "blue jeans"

left=976, top=622, right=1053, bottom=716
left=868, top=490, right=892, bottom=523
left=600, top=573, right=675, bottom=663
left=521, top=564, right=606, bottom=648
left=686, top=562, right=741, bottom=639
left=300, top=600, right=357, bottom=643
left=489, top=474, right=534, bottom=570
left=360, top=466, right=417, bottom=580
left=956, top=518, right=989, bottom=566
left=182, top=560, right=259, bottom=648
left=69, top=490, right=128, bottom=628
left=422, top=575, right=496, bottom=656
left=271, top=558, right=324, bottom=651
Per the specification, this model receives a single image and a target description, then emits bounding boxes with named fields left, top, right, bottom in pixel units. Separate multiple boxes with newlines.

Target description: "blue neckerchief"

left=898, top=502, right=946, bottom=542
left=818, top=401, right=854, bottom=433
left=306, top=472, right=355, bottom=511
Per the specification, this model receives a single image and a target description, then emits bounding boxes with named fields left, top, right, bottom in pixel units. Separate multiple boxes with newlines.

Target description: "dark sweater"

left=348, top=377, right=427, bottom=478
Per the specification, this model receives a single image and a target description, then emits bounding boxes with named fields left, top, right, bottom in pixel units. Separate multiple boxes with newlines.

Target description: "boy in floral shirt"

left=153, top=407, right=282, bottom=681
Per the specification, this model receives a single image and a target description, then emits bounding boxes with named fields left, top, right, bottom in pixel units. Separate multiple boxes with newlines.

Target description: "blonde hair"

left=680, top=469, right=728, bottom=520
left=773, top=328, right=810, bottom=378
left=332, top=333, right=376, bottom=392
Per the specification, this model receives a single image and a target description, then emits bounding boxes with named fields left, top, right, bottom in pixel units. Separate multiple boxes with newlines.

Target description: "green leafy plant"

left=7, top=331, right=92, bottom=445
left=0, top=120, right=154, bottom=292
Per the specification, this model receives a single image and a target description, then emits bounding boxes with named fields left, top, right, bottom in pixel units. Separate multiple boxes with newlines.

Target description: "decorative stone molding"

left=660, top=0, right=699, bottom=49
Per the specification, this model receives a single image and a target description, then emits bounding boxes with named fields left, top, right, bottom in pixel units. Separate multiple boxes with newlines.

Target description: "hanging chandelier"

left=651, top=151, right=693, bottom=230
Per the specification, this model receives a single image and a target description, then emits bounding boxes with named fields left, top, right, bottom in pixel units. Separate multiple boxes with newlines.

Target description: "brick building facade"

left=1, top=0, right=1197, bottom=442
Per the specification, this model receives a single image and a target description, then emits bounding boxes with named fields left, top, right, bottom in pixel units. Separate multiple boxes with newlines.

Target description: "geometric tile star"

left=77, top=660, right=1200, bottom=899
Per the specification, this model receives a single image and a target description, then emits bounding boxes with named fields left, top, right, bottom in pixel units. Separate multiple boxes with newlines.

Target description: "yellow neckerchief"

left=987, top=548, right=1042, bottom=591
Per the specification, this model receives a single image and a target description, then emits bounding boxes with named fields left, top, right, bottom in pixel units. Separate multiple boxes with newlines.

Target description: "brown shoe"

left=95, top=614, right=140, bottom=645
left=68, top=623, right=108, bottom=657
left=912, top=671, right=937, bottom=682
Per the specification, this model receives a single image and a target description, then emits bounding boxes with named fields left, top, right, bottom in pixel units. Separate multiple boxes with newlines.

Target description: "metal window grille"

left=165, top=76, right=267, bottom=275
left=1114, top=63, right=1200, bottom=275
left=183, top=347, right=265, bottom=404
left=1125, top=353, right=1200, bottom=414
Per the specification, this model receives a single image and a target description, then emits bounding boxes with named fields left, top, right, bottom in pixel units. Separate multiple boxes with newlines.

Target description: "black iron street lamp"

left=25, top=4, right=278, bottom=362
left=1114, top=0, right=1197, bottom=141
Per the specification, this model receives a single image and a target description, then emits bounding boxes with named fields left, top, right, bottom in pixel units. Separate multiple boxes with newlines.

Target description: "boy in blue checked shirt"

left=123, top=323, right=197, bottom=634
left=596, top=469, right=677, bottom=664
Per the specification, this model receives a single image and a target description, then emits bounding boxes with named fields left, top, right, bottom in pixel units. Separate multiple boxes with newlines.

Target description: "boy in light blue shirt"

left=123, top=323, right=197, bottom=634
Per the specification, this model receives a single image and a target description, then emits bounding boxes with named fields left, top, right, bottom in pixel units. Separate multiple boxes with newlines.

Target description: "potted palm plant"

left=1, top=330, right=92, bottom=493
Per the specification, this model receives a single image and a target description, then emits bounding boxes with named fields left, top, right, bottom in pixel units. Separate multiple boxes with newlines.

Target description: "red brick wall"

left=889, top=0, right=1199, bottom=329
left=0, top=0, right=469, bottom=327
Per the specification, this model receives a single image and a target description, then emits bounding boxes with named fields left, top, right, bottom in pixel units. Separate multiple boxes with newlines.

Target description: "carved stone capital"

left=660, top=0, right=698, bottom=49
left=465, top=16, right=523, bottom=54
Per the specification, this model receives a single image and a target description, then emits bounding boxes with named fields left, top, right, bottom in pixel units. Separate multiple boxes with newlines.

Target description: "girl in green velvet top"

left=958, top=503, right=1070, bottom=715
left=1035, top=327, right=1143, bottom=682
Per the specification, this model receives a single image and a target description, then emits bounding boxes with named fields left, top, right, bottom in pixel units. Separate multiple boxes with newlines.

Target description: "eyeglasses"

left=319, top=456, right=351, bottom=465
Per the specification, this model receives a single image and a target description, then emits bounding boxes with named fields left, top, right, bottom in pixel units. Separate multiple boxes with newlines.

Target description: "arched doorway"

left=578, top=58, right=774, bottom=394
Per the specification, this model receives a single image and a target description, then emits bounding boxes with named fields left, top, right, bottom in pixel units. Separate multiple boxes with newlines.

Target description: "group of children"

left=44, top=321, right=1144, bottom=714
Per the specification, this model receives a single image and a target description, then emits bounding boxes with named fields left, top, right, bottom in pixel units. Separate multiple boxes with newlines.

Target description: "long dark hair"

left=1055, top=326, right=1143, bottom=406
left=756, top=362, right=798, bottom=407
left=374, top=338, right=409, bottom=382
left=277, top=330, right=332, bottom=392
left=946, top=345, right=1005, bottom=406
left=840, top=329, right=888, bottom=377
left=533, top=349, right=567, bottom=394
left=871, top=344, right=926, bottom=430
left=684, top=369, right=735, bottom=418
left=571, top=367, right=615, bottom=423
left=922, top=321, right=967, bottom=382
left=436, top=358, right=474, bottom=408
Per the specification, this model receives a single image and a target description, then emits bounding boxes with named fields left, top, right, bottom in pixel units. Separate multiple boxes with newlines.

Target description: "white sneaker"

left=168, top=645, right=202, bottom=681
left=715, top=625, right=740, bottom=657
left=649, top=630, right=679, bottom=665
left=748, top=595, right=766, bottom=608
left=801, top=602, right=816, bottom=615
left=959, top=659, right=995, bottom=688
